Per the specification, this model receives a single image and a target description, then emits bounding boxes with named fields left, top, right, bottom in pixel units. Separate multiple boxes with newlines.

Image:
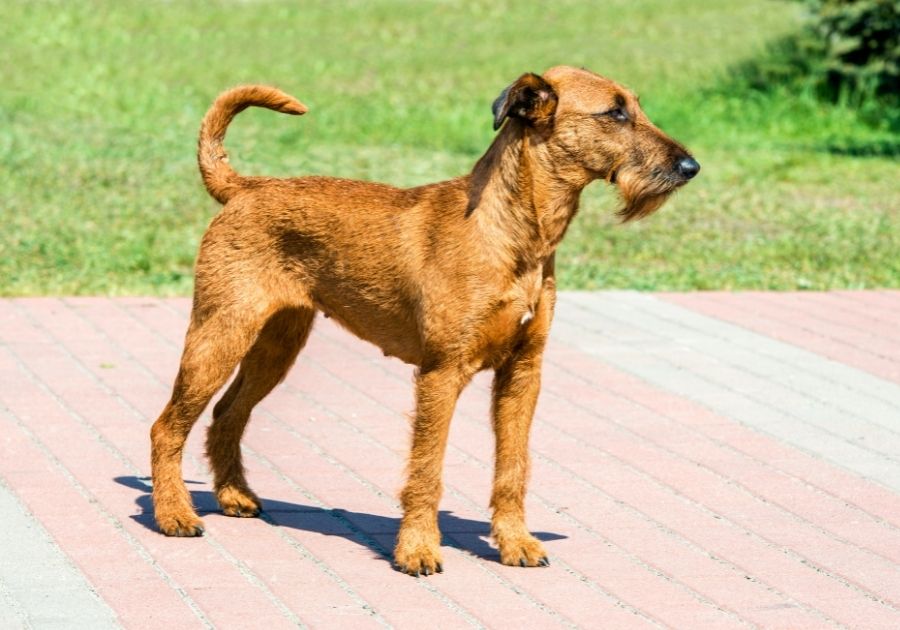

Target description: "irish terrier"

left=150, top=65, right=699, bottom=575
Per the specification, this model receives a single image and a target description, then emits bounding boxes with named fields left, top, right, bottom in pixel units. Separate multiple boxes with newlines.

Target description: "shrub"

left=720, top=0, right=898, bottom=135
left=804, top=0, right=899, bottom=102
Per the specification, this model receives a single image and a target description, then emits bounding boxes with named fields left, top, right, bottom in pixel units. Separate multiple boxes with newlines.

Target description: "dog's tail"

left=198, top=85, right=308, bottom=204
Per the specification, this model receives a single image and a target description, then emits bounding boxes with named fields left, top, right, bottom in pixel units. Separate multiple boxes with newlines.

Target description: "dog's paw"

left=497, top=531, right=549, bottom=568
left=156, top=511, right=205, bottom=537
left=394, top=532, right=444, bottom=577
left=216, top=484, right=261, bottom=518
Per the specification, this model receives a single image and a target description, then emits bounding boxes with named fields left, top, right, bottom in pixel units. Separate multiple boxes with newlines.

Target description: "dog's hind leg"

left=150, top=302, right=276, bottom=537
left=207, top=306, right=315, bottom=518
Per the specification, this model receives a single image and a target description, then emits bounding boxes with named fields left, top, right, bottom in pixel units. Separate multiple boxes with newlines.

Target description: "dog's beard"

left=614, top=169, right=676, bottom=222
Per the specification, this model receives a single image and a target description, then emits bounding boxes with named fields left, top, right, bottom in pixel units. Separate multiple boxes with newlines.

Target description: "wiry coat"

left=150, top=66, right=699, bottom=575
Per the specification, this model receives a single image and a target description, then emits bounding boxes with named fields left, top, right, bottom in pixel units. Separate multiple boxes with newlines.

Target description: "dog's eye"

left=606, top=107, right=628, bottom=122
left=593, top=107, right=628, bottom=122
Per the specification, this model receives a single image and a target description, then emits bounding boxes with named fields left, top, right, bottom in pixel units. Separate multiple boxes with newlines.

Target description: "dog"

left=150, top=65, right=699, bottom=576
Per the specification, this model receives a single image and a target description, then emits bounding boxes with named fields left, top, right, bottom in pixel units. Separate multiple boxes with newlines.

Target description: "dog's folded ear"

left=492, top=73, right=558, bottom=131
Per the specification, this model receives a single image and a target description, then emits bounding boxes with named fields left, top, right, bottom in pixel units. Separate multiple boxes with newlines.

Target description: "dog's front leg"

left=395, top=364, right=471, bottom=575
left=490, top=284, right=555, bottom=567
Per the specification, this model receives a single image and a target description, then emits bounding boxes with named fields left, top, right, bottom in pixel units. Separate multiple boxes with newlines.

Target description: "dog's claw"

left=217, top=486, right=262, bottom=518
left=223, top=506, right=260, bottom=518
left=394, top=533, right=442, bottom=577
left=436, top=563, right=443, bottom=573
left=157, top=513, right=205, bottom=537
left=497, top=531, right=547, bottom=567
left=169, top=524, right=204, bottom=537
left=539, top=556, right=550, bottom=566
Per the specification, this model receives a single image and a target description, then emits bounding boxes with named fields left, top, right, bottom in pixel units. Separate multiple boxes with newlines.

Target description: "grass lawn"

left=1, top=0, right=897, bottom=294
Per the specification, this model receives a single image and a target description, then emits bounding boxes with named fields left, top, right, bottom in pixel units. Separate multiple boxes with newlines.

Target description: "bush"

left=805, top=0, right=900, bottom=102
left=720, top=0, right=898, bottom=135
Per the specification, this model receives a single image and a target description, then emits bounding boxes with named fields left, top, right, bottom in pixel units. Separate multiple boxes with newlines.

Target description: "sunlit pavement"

left=2, top=291, right=899, bottom=628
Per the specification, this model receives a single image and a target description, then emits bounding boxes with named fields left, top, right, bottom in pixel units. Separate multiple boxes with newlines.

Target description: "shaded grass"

left=1, top=0, right=897, bottom=294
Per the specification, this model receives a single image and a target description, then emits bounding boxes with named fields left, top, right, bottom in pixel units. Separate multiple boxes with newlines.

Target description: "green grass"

left=1, top=0, right=897, bottom=294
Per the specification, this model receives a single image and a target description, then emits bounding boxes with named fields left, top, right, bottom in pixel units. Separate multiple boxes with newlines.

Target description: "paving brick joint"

left=1, top=291, right=899, bottom=628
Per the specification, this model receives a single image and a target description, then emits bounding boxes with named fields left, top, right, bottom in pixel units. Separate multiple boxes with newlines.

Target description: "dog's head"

left=492, top=66, right=699, bottom=221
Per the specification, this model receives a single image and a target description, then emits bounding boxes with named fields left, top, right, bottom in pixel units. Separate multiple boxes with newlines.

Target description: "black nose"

left=676, top=157, right=700, bottom=179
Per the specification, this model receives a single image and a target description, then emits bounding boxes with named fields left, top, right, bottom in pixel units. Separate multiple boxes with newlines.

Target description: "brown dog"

left=150, top=65, right=699, bottom=575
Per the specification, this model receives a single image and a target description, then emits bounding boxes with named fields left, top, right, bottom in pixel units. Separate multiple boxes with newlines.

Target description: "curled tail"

left=198, top=85, right=308, bottom=204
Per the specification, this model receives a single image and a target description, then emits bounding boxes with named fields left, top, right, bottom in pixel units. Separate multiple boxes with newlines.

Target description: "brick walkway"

left=1, top=292, right=899, bottom=629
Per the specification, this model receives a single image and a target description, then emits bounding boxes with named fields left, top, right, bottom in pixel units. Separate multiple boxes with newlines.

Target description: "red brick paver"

left=663, top=290, right=900, bottom=385
left=1, top=293, right=899, bottom=629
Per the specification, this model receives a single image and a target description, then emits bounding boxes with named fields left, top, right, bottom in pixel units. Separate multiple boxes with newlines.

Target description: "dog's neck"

left=468, top=121, right=587, bottom=265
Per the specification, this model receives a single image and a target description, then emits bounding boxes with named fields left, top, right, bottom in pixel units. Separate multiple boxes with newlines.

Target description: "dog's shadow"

left=115, top=476, right=566, bottom=564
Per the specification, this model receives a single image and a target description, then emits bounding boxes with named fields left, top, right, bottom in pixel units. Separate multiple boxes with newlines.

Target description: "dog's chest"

left=477, top=268, right=544, bottom=363
left=506, top=268, right=543, bottom=324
